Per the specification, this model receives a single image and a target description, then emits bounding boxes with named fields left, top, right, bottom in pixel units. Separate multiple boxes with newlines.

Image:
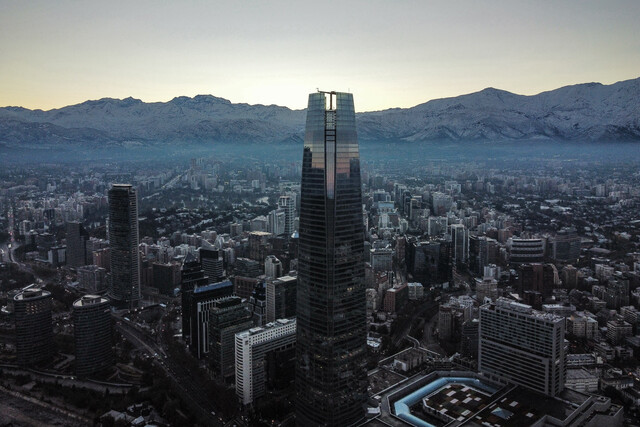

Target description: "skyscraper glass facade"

left=108, top=184, right=140, bottom=308
left=296, top=92, right=367, bottom=426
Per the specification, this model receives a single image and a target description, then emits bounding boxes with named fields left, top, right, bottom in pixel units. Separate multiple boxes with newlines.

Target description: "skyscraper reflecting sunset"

left=296, top=91, right=367, bottom=426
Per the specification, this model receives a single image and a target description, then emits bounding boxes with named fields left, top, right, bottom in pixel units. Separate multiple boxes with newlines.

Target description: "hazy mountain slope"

left=356, top=78, right=640, bottom=141
left=1, top=78, right=639, bottom=146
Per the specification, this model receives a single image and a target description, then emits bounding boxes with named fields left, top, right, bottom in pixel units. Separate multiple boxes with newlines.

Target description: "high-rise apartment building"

left=450, top=223, right=469, bottom=266
left=479, top=298, right=566, bottom=396
left=296, top=91, right=367, bottom=426
left=236, top=318, right=296, bottom=405
left=268, top=208, right=287, bottom=236
left=14, top=287, right=53, bottom=366
left=73, top=295, right=113, bottom=376
left=278, top=195, right=295, bottom=238
left=264, top=255, right=283, bottom=280
left=108, top=184, right=140, bottom=308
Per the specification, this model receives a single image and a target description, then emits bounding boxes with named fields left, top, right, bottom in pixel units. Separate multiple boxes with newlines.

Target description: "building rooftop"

left=566, top=368, right=598, bottom=381
left=236, top=318, right=296, bottom=338
left=73, top=294, right=109, bottom=307
left=487, top=298, right=564, bottom=323
left=14, top=287, right=50, bottom=301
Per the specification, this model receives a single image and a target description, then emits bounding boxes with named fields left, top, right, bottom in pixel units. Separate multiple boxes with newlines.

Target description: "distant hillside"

left=1, top=78, right=639, bottom=147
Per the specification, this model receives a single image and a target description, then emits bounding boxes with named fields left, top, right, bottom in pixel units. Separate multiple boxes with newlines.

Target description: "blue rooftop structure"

left=194, top=280, right=233, bottom=294
left=393, top=377, right=498, bottom=427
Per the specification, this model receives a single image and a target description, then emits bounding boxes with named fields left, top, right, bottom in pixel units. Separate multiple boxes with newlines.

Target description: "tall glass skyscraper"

left=296, top=91, right=367, bottom=426
left=108, top=184, right=140, bottom=308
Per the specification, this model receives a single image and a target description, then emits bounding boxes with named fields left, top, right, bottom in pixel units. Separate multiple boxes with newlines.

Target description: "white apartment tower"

left=479, top=298, right=566, bottom=396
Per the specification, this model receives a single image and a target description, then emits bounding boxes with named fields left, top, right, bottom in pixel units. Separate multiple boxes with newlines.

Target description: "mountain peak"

left=170, top=95, right=231, bottom=105
left=1, top=77, right=639, bottom=145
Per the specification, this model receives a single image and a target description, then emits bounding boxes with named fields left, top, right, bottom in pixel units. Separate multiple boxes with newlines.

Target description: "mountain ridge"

left=1, top=77, right=639, bottom=146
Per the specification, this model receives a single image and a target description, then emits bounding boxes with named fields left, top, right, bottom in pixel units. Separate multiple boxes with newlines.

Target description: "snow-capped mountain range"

left=1, top=77, right=639, bottom=147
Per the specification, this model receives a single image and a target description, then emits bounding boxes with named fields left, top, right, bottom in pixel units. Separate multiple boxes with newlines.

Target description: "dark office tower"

left=249, top=282, right=267, bottom=326
left=266, top=274, right=297, bottom=322
left=552, top=227, right=581, bottom=264
left=14, top=287, right=53, bottom=366
left=73, top=295, right=113, bottom=377
left=296, top=91, right=367, bottom=426
left=66, top=221, right=88, bottom=268
left=181, top=253, right=209, bottom=342
left=184, top=280, right=235, bottom=358
left=200, top=242, right=224, bottom=283
left=518, top=263, right=556, bottom=300
left=108, top=184, right=140, bottom=309
left=209, top=296, right=253, bottom=381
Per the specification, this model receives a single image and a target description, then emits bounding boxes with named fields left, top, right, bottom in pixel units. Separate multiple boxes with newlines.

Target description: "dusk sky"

left=1, top=0, right=639, bottom=112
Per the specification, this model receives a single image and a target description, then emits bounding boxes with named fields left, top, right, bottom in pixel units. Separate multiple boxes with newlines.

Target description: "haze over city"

left=1, top=1, right=640, bottom=427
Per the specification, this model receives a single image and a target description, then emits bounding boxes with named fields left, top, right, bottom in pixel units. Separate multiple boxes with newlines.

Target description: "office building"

left=296, top=91, right=367, bottom=426
left=209, top=296, right=253, bottom=381
left=450, top=223, right=468, bottom=266
left=479, top=298, right=565, bottom=396
left=475, top=277, right=499, bottom=303
left=181, top=253, right=209, bottom=293
left=266, top=274, right=297, bottom=323
left=200, top=243, right=224, bottom=283
left=182, top=280, right=234, bottom=357
left=509, top=238, right=545, bottom=265
left=77, top=264, right=107, bottom=293
left=249, top=282, right=267, bottom=326
left=14, top=287, right=53, bottom=366
left=264, top=255, right=283, bottom=280
left=73, top=295, right=113, bottom=377
left=460, top=319, right=479, bottom=359
left=180, top=253, right=209, bottom=342
left=518, top=263, right=557, bottom=300
left=469, top=235, right=498, bottom=276
left=384, top=284, right=408, bottom=313
left=66, top=221, right=88, bottom=268
left=268, top=208, right=287, bottom=237
left=108, top=184, right=140, bottom=308
left=152, top=261, right=181, bottom=295
left=370, top=248, right=393, bottom=272
left=407, top=282, right=424, bottom=300
left=552, top=227, right=581, bottom=264
left=567, top=312, right=599, bottom=340
left=606, top=319, right=632, bottom=345
left=248, top=231, right=272, bottom=263
left=234, top=257, right=261, bottom=278
left=236, top=318, right=296, bottom=405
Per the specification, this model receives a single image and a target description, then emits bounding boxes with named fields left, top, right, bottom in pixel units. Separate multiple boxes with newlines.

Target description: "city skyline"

left=2, top=1, right=639, bottom=112
left=2, top=127, right=640, bottom=424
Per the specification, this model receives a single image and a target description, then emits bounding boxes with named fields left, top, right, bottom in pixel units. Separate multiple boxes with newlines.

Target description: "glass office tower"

left=296, top=92, right=367, bottom=426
